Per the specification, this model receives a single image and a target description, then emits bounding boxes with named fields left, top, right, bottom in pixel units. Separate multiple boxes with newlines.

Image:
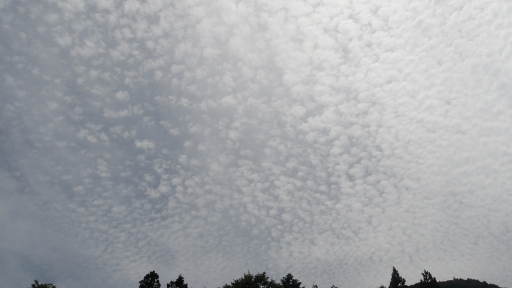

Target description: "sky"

left=1, top=0, right=512, bottom=288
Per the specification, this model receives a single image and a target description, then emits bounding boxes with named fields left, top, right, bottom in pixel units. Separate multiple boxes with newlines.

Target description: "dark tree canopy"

left=442, top=278, right=501, bottom=288
left=281, top=273, right=303, bottom=288
left=30, top=280, right=57, bottom=288
left=408, top=277, right=502, bottom=288
left=389, top=267, right=406, bottom=288
left=28, top=267, right=504, bottom=288
left=420, top=270, right=440, bottom=288
left=167, top=274, right=188, bottom=288
left=221, top=272, right=280, bottom=288
left=140, top=271, right=161, bottom=288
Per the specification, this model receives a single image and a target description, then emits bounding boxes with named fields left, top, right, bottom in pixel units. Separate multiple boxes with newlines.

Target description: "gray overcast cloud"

left=1, top=0, right=511, bottom=288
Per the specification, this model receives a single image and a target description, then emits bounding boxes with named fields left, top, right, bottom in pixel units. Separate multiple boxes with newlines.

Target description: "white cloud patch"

left=1, top=1, right=512, bottom=288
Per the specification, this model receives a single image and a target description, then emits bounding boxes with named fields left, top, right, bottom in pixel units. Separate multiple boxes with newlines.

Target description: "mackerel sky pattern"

left=1, top=1, right=512, bottom=288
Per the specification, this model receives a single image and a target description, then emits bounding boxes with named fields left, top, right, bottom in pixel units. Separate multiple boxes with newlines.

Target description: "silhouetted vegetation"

left=139, top=270, right=161, bottom=288
left=409, top=278, right=502, bottom=288
left=29, top=280, right=57, bottom=288
left=419, top=270, right=440, bottom=288
left=222, top=272, right=280, bottom=288
left=29, top=267, right=505, bottom=288
left=168, top=274, right=189, bottom=288
left=389, top=266, right=407, bottom=288
left=281, top=273, right=304, bottom=288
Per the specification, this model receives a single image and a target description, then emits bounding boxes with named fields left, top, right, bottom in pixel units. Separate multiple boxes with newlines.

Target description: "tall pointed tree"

left=139, top=271, right=161, bottom=288
left=167, top=274, right=188, bottom=288
left=388, top=267, right=406, bottom=288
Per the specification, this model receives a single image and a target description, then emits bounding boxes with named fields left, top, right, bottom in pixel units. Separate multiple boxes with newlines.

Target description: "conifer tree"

left=388, top=267, right=406, bottom=288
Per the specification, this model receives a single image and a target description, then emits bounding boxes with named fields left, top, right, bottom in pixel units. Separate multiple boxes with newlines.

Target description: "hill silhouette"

left=407, top=278, right=503, bottom=288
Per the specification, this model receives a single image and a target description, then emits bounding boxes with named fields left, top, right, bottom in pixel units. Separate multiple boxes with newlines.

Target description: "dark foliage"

left=221, top=272, right=280, bottom=288
left=168, top=274, right=189, bottom=288
left=419, top=270, right=440, bottom=288
left=29, top=280, right=57, bottom=288
left=408, top=277, right=502, bottom=288
left=389, top=267, right=406, bottom=288
left=281, top=273, right=304, bottom=288
left=30, top=268, right=504, bottom=288
left=140, top=270, right=161, bottom=288
left=438, top=278, right=500, bottom=288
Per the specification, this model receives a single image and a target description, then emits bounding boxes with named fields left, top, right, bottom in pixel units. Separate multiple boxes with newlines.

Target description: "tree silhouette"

left=167, top=274, right=188, bottom=288
left=420, top=270, right=440, bottom=288
left=140, top=271, right=161, bottom=288
left=280, top=273, right=303, bottom=288
left=221, top=272, right=280, bottom=288
left=29, top=280, right=57, bottom=288
left=389, top=267, right=406, bottom=288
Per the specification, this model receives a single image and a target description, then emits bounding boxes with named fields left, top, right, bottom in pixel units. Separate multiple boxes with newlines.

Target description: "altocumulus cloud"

left=1, top=0, right=512, bottom=288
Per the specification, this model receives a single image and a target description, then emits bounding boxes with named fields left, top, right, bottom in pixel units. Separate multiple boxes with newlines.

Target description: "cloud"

left=1, top=1, right=512, bottom=288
